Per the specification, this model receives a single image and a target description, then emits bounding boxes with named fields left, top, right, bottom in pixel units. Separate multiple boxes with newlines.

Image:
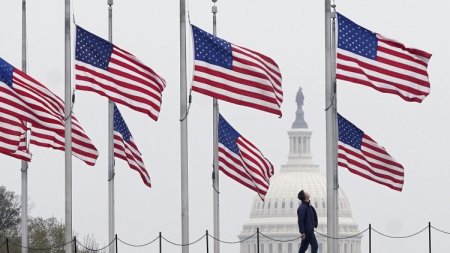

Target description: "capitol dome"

left=238, top=88, right=362, bottom=253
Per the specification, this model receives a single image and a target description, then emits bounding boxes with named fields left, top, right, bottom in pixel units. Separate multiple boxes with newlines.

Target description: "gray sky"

left=1, top=0, right=450, bottom=252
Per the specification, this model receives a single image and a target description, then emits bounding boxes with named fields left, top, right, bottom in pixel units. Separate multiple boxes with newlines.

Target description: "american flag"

left=113, top=105, right=151, bottom=188
left=75, top=26, right=166, bottom=121
left=336, top=13, right=432, bottom=103
left=0, top=113, right=31, bottom=161
left=0, top=57, right=98, bottom=165
left=218, top=114, right=274, bottom=200
left=337, top=114, right=404, bottom=191
left=191, top=25, right=283, bottom=116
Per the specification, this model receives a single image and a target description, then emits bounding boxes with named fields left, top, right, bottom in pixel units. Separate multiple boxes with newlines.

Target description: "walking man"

left=297, top=190, right=318, bottom=253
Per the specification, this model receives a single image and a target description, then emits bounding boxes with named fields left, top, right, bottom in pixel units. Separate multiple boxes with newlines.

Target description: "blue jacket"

left=297, top=201, right=318, bottom=234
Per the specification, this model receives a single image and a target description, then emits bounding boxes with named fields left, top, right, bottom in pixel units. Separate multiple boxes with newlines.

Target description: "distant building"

left=238, top=88, right=362, bottom=253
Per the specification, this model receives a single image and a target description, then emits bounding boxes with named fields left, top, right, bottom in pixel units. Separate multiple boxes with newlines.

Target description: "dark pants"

left=299, top=230, right=318, bottom=253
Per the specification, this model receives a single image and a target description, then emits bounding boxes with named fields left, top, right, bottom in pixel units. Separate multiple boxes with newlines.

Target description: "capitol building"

left=238, top=88, right=362, bottom=253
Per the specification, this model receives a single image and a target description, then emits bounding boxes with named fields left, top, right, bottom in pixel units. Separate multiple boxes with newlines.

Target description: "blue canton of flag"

left=337, top=14, right=377, bottom=60
left=75, top=26, right=166, bottom=121
left=337, top=115, right=364, bottom=150
left=191, top=25, right=283, bottom=116
left=192, top=26, right=233, bottom=69
left=76, top=26, right=113, bottom=70
left=336, top=13, right=431, bottom=102
left=218, top=114, right=274, bottom=200
left=337, top=113, right=404, bottom=191
left=113, top=105, right=151, bottom=188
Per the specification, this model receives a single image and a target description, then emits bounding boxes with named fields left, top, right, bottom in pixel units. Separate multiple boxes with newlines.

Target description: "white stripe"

left=237, top=140, right=271, bottom=182
left=377, top=35, right=431, bottom=64
left=232, top=46, right=282, bottom=89
left=113, top=136, right=150, bottom=183
left=232, top=45, right=281, bottom=80
left=338, top=143, right=404, bottom=181
left=218, top=144, right=268, bottom=197
left=361, top=139, right=404, bottom=173
left=337, top=49, right=430, bottom=85
left=108, top=59, right=164, bottom=99
left=112, top=49, right=166, bottom=89
left=75, top=66, right=161, bottom=116
left=196, top=60, right=277, bottom=94
left=76, top=61, right=163, bottom=102
left=194, top=62, right=280, bottom=110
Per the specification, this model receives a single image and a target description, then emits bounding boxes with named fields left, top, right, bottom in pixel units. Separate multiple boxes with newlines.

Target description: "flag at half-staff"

left=113, top=105, right=151, bottom=187
left=0, top=113, right=31, bottom=161
left=0, top=57, right=98, bottom=165
left=337, top=113, right=404, bottom=191
left=74, top=26, right=166, bottom=121
left=336, top=13, right=432, bottom=103
left=191, top=25, right=283, bottom=116
left=218, top=114, right=274, bottom=200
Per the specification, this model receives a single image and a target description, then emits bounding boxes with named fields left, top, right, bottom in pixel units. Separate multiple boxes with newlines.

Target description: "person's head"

left=297, top=190, right=310, bottom=202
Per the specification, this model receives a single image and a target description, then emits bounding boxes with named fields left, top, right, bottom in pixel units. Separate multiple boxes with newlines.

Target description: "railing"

left=0, top=222, right=449, bottom=252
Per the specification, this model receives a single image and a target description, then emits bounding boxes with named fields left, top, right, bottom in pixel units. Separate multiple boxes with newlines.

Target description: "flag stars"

left=192, top=25, right=233, bottom=70
left=337, top=13, right=378, bottom=60
left=75, top=26, right=113, bottom=70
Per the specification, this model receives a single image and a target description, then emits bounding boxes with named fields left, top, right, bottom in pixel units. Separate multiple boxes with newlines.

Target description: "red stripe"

left=193, top=68, right=278, bottom=104
left=114, top=134, right=151, bottom=187
left=76, top=64, right=162, bottom=108
left=376, top=55, right=428, bottom=76
left=377, top=38, right=431, bottom=66
left=338, top=146, right=404, bottom=183
left=237, top=138, right=272, bottom=181
left=219, top=147, right=269, bottom=198
left=232, top=45, right=282, bottom=79
left=112, top=47, right=166, bottom=91
left=192, top=85, right=281, bottom=116
left=339, top=144, right=404, bottom=177
left=76, top=84, right=158, bottom=121
left=108, top=57, right=164, bottom=94
left=195, top=65, right=278, bottom=95
left=338, top=161, right=403, bottom=191
left=232, top=47, right=282, bottom=87
left=337, top=53, right=429, bottom=87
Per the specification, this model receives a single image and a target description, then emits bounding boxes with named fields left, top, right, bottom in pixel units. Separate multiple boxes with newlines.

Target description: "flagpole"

left=211, top=1, right=220, bottom=253
left=21, top=1, right=29, bottom=253
left=64, top=0, right=73, bottom=252
left=180, top=0, right=190, bottom=252
left=107, top=1, right=116, bottom=253
left=325, top=1, right=339, bottom=253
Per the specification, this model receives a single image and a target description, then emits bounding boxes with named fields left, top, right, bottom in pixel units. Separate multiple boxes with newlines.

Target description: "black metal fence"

left=1, top=222, right=449, bottom=252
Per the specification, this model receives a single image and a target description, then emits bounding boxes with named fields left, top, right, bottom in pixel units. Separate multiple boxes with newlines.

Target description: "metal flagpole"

left=180, top=0, right=189, bottom=252
left=211, top=1, right=220, bottom=253
left=107, top=1, right=116, bottom=253
left=325, top=0, right=339, bottom=252
left=64, top=0, right=73, bottom=252
left=21, top=1, right=29, bottom=253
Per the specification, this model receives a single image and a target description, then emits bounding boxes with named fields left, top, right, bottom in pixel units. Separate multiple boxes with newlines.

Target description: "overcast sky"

left=1, top=0, right=450, bottom=252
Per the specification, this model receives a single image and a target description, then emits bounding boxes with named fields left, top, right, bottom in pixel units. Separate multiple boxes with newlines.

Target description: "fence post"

left=257, top=228, right=260, bottom=253
left=74, top=236, right=77, bottom=253
left=369, top=224, right=371, bottom=253
left=159, top=232, right=162, bottom=253
left=115, top=234, right=118, bottom=253
left=6, top=238, right=9, bottom=253
left=428, top=222, right=431, bottom=253
left=206, top=230, right=209, bottom=253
